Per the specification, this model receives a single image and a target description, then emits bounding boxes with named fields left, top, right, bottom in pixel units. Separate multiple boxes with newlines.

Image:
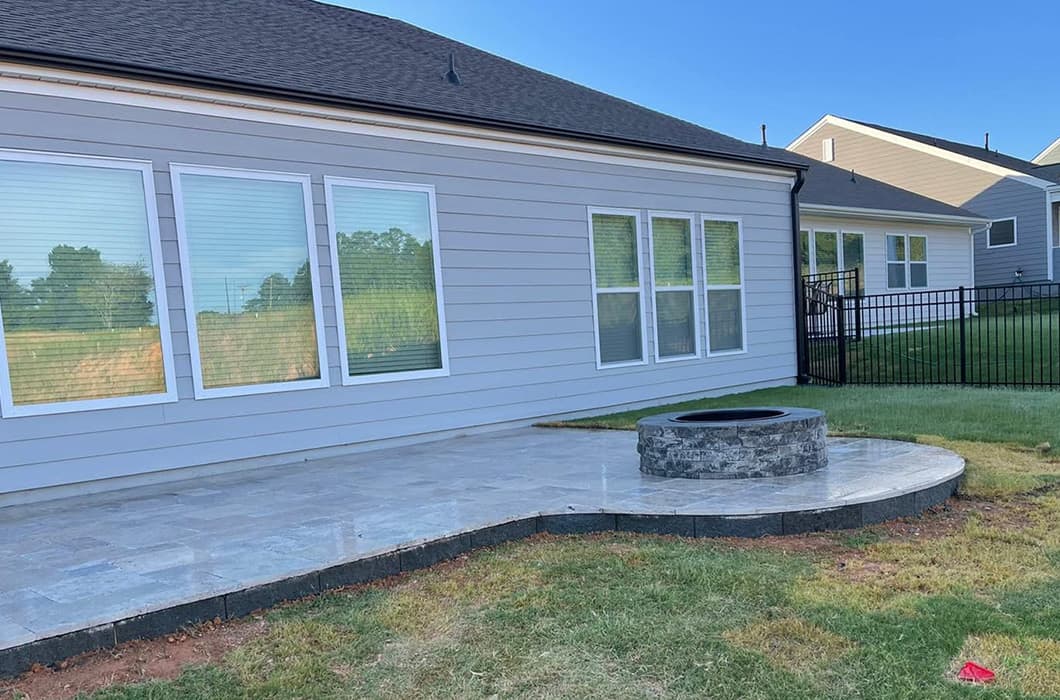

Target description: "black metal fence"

left=801, top=273, right=1060, bottom=387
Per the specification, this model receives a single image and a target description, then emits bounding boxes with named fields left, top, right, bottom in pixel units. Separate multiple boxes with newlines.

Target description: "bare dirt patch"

left=0, top=618, right=265, bottom=700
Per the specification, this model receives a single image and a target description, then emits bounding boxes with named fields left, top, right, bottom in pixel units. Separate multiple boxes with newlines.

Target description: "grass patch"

left=723, top=617, right=856, bottom=673
left=551, top=384, right=1060, bottom=448
left=951, top=634, right=1060, bottom=696
left=916, top=436, right=1058, bottom=498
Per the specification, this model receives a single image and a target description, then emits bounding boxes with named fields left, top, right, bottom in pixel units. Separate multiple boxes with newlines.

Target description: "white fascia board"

left=788, top=115, right=1055, bottom=190
left=799, top=202, right=991, bottom=227
left=0, top=61, right=797, bottom=185
left=1033, top=137, right=1060, bottom=164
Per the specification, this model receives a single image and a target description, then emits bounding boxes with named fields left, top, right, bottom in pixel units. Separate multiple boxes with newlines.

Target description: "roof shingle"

left=0, top=0, right=804, bottom=170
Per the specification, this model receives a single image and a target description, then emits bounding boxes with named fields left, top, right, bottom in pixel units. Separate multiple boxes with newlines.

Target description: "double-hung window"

left=648, top=214, right=699, bottom=361
left=886, top=234, right=928, bottom=289
left=0, top=150, right=175, bottom=416
left=799, top=228, right=864, bottom=295
left=324, top=177, right=448, bottom=383
left=171, top=165, right=329, bottom=398
left=588, top=208, right=647, bottom=367
left=703, top=217, right=746, bottom=353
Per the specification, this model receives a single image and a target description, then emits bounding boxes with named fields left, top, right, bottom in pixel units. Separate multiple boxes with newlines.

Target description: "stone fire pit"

left=636, top=407, right=827, bottom=479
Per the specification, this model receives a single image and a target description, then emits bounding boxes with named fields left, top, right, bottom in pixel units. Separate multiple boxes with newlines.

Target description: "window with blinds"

left=589, top=210, right=645, bottom=366
left=649, top=215, right=698, bottom=360
left=324, top=178, right=448, bottom=383
left=703, top=218, right=745, bottom=353
left=0, top=152, right=174, bottom=416
left=171, top=166, right=327, bottom=397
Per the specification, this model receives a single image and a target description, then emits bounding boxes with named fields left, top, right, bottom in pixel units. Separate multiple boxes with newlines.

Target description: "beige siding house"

left=794, top=156, right=986, bottom=296
left=790, top=115, right=1060, bottom=286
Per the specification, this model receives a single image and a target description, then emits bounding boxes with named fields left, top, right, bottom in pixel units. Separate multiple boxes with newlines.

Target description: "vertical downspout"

left=791, top=170, right=808, bottom=384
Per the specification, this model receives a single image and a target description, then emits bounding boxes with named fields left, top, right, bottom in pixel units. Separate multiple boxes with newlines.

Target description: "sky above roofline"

left=332, top=0, right=1056, bottom=162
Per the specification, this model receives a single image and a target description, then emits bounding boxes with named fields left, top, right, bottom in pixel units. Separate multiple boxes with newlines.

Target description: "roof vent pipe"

left=761, top=123, right=767, bottom=146
left=850, top=169, right=857, bottom=183
left=444, top=52, right=461, bottom=85
left=985, top=132, right=990, bottom=150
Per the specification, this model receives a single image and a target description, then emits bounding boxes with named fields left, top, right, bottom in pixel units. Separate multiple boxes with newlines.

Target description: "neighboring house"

left=1033, top=138, right=1060, bottom=166
left=795, top=157, right=987, bottom=296
left=789, top=115, right=1060, bottom=286
left=0, top=0, right=809, bottom=502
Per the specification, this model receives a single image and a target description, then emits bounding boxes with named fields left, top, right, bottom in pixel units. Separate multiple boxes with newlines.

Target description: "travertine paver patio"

left=0, top=427, right=962, bottom=652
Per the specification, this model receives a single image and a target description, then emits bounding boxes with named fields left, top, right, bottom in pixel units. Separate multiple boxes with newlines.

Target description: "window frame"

left=170, top=163, right=330, bottom=400
left=987, top=217, right=1017, bottom=249
left=586, top=206, right=649, bottom=369
left=646, top=211, right=700, bottom=363
left=885, top=233, right=929, bottom=290
left=323, top=176, right=450, bottom=386
left=0, top=148, right=177, bottom=418
left=701, top=214, right=748, bottom=357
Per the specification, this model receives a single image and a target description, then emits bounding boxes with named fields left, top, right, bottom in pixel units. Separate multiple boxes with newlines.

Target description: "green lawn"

left=16, top=386, right=1060, bottom=700
left=810, top=313, right=1060, bottom=386
left=555, top=384, right=1060, bottom=448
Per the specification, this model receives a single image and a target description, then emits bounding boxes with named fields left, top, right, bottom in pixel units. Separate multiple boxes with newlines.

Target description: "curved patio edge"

left=0, top=470, right=962, bottom=679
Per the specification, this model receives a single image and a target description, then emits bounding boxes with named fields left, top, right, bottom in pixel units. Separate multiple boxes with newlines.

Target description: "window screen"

left=650, top=216, right=697, bottom=359
left=590, top=212, right=643, bottom=365
left=814, top=231, right=838, bottom=275
left=703, top=219, right=744, bottom=352
left=328, top=182, right=445, bottom=378
left=0, top=156, right=171, bottom=411
left=174, top=169, right=324, bottom=393
left=886, top=234, right=906, bottom=288
left=842, top=233, right=865, bottom=295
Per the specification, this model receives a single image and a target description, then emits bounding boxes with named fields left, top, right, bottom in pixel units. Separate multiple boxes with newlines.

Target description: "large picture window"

left=648, top=214, right=699, bottom=361
left=588, top=208, right=646, bottom=367
left=0, top=151, right=175, bottom=417
left=324, top=178, right=448, bottom=383
left=171, top=165, right=328, bottom=398
left=703, top=217, right=746, bottom=354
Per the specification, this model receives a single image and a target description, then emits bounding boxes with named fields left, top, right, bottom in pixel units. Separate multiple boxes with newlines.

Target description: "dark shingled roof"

left=850, top=119, right=1060, bottom=185
left=793, top=154, right=985, bottom=220
left=0, top=0, right=803, bottom=170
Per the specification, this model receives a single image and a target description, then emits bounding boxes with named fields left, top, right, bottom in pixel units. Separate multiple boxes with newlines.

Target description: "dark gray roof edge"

left=0, top=48, right=807, bottom=173
left=799, top=198, right=988, bottom=221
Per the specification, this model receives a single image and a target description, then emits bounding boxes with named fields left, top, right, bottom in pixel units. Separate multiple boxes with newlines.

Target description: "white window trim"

left=170, top=163, right=330, bottom=399
left=701, top=214, right=748, bottom=357
left=0, top=148, right=177, bottom=418
left=802, top=227, right=863, bottom=292
left=987, top=217, right=1018, bottom=249
left=586, top=206, right=649, bottom=369
left=323, top=176, right=450, bottom=386
left=647, top=212, right=700, bottom=363
left=885, top=233, right=929, bottom=290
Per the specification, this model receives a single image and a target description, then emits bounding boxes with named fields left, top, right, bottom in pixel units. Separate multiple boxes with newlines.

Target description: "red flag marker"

left=957, top=662, right=996, bottom=683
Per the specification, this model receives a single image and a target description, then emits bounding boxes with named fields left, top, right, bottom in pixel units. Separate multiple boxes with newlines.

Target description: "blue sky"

left=331, top=0, right=1056, bottom=161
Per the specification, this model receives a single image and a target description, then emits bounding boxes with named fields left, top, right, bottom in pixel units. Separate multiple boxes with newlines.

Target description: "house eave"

left=789, top=115, right=1056, bottom=190
left=0, top=47, right=807, bottom=175
left=799, top=202, right=990, bottom=227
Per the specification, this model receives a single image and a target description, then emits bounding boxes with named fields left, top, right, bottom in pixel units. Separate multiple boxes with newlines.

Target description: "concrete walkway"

left=0, top=427, right=962, bottom=659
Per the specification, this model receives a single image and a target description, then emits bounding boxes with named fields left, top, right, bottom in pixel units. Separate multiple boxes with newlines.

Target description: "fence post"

left=853, top=268, right=863, bottom=341
left=835, top=294, right=847, bottom=385
left=958, top=286, right=967, bottom=385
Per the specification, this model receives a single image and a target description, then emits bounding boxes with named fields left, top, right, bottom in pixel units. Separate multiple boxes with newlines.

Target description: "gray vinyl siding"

left=792, top=124, right=1049, bottom=285
left=0, top=89, right=796, bottom=496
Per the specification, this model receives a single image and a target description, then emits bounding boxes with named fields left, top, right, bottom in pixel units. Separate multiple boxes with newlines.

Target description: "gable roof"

left=849, top=119, right=1060, bottom=185
left=0, top=0, right=803, bottom=172
left=1033, top=137, right=1060, bottom=165
left=793, top=154, right=986, bottom=224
